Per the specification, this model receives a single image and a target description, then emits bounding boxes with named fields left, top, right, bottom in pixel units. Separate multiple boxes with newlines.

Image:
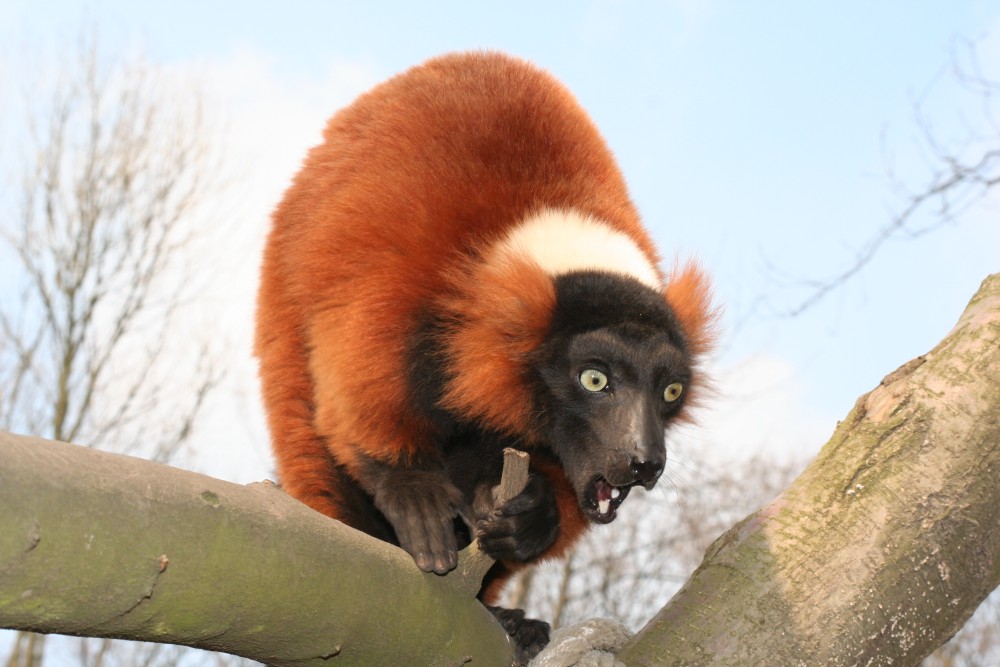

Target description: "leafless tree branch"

left=780, top=38, right=999, bottom=317
left=0, top=27, right=226, bottom=667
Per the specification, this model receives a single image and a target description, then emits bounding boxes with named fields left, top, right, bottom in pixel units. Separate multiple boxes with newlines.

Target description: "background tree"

left=498, top=452, right=802, bottom=632
left=778, top=37, right=999, bottom=317
left=0, top=270, right=997, bottom=665
left=0, top=31, right=232, bottom=667
left=1, top=11, right=996, bottom=665
left=794, top=39, right=1000, bottom=665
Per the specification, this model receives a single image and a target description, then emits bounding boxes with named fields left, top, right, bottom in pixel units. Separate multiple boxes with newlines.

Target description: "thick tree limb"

left=620, top=272, right=1000, bottom=665
left=0, top=433, right=513, bottom=666
left=3, top=274, right=998, bottom=665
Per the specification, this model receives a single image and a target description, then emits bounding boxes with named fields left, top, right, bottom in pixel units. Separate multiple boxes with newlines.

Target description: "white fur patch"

left=494, top=209, right=661, bottom=290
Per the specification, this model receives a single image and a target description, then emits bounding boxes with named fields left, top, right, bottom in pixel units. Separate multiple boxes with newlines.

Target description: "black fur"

left=549, top=271, right=688, bottom=350
left=475, top=472, right=561, bottom=561
left=354, top=271, right=693, bottom=661
left=487, top=606, right=551, bottom=666
left=536, top=273, right=691, bottom=503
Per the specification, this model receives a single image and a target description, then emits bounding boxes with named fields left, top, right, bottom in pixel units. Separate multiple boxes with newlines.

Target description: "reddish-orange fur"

left=436, top=251, right=556, bottom=436
left=665, top=261, right=716, bottom=357
left=255, top=51, right=714, bottom=599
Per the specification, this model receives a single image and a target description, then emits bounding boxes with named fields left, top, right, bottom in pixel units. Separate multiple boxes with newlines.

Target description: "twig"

left=452, top=448, right=530, bottom=596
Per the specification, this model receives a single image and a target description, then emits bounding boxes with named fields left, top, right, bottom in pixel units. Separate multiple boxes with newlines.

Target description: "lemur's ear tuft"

left=664, top=260, right=718, bottom=356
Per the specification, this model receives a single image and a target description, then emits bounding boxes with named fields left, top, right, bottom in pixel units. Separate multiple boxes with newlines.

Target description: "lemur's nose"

left=630, top=457, right=664, bottom=490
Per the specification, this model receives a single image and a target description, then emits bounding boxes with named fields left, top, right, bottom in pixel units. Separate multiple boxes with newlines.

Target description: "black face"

left=537, top=272, right=692, bottom=524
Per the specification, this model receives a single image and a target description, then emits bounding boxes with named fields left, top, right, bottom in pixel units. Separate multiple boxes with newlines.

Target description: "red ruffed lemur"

left=255, top=51, right=714, bottom=663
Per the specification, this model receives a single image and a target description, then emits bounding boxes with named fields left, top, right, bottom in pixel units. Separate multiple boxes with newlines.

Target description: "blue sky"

left=1, top=1, right=998, bottom=478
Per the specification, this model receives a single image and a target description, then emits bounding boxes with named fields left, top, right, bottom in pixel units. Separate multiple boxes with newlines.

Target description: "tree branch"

left=452, top=448, right=530, bottom=596
left=619, top=272, right=1000, bottom=665
left=0, top=432, right=514, bottom=666
left=3, top=274, right=998, bottom=664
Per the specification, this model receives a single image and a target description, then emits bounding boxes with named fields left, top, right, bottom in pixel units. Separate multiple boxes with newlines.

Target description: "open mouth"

left=584, top=477, right=634, bottom=524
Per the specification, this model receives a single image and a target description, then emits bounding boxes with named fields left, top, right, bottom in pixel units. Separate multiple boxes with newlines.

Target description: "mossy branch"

left=3, top=274, right=999, bottom=666
left=0, top=432, right=514, bottom=666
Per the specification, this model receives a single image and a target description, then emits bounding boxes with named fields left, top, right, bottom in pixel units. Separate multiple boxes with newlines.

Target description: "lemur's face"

left=538, top=324, right=691, bottom=523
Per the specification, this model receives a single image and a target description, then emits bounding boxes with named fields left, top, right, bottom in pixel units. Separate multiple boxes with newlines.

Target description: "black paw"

left=487, top=606, right=549, bottom=666
left=372, top=468, right=466, bottom=574
left=477, top=474, right=560, bottom=562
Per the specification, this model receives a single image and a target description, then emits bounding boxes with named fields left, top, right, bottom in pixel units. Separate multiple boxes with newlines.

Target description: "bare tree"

left=775, top=37, right=999, bottom=317
left=0, top=268, right=997, bottom=664
left=753, top=38, right=1000, bottom=663
left=500, top=449, right=803, bottom=632
left=796, top=37, right=1000, bottom=665
left=0, top=31, right=225, bottom=667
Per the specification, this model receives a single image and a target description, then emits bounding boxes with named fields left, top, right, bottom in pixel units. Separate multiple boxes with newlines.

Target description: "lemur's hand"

left=476, top=473, right=560, bottom=562
left=373, top=468, right=466, bottom=574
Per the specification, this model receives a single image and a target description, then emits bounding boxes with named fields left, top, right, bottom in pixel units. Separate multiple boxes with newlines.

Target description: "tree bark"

left=0, top=432, right=512, bottom=666
left=619, top=273, right=1000, bottom=665
left=2, top=274, right=998, bottom=666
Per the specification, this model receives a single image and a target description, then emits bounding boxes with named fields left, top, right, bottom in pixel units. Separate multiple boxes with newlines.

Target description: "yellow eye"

left=663, top=382, right=684, bottom=402
left=580, top=369, right=608, bottom=392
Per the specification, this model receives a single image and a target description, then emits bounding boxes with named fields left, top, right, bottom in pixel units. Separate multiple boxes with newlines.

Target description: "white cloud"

left=164, top=49, right=382, bottom=483
left=674, top=353, right=836, bottom=469
left=193, top=48, right=379, bottom=207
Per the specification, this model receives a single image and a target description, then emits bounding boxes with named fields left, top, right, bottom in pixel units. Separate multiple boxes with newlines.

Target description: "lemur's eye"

left=580, top=369, right=608, bottom=392
left=664, top=382, right=684, bottom=402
